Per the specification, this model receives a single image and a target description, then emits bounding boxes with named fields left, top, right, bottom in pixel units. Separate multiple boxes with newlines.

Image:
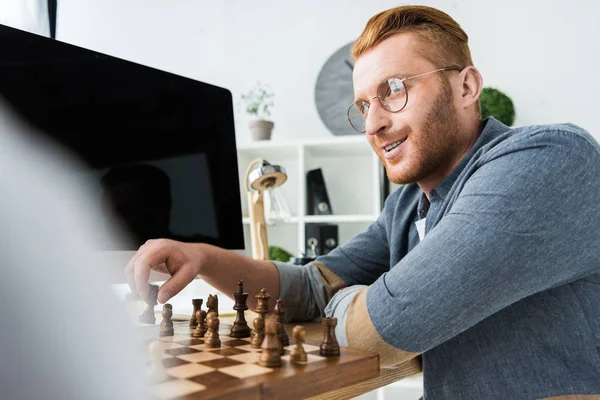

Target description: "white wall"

left=53, top=0, right=600, bottom=145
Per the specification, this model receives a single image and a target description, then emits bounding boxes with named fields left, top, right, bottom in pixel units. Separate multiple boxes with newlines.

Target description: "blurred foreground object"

left=0, top=99, right=147, bottom=400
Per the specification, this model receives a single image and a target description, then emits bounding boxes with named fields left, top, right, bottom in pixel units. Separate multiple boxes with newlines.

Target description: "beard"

left=385, top=78, right=463, bottom=185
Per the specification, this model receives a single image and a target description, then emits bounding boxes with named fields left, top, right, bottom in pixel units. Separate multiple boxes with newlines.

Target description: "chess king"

left=127, top=4, right=600, bottom=400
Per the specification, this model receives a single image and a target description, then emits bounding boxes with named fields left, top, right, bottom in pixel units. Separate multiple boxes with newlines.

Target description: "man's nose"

left=364, top=100, right=391, bottom=136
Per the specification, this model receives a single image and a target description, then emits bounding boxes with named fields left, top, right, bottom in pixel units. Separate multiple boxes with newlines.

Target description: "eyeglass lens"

left=347, top=77, right=408, bottom=133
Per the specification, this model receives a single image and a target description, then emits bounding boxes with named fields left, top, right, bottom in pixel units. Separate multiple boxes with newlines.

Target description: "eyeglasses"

left=347, top=66, right=462, bottom=133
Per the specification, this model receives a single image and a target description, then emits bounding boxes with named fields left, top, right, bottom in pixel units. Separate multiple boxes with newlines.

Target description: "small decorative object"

left=268, top=246, right=294, bottom=263
left=479, top=87, right=516, bottom=126
left=245, top=159, right=290, bottom=260
left=241, top=81, right=275, bottom=141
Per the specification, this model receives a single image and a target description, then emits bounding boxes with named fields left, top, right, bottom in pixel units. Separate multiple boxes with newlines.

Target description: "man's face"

left=352, top=32, right=464, bottom=186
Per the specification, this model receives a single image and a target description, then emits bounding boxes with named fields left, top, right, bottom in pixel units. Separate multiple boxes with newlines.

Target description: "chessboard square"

left=281, top=353, right=326, bottom=364
left=167, top=363, right=215, bottom=379
left=160, top=334, right=192, bottom=342
left=227, top=351, right=261, bottom=364
left=165, top=347, right=200, bottom=356
left=151, top=378, right=206, bottom=399
left=160, top=342, right=184, bottom=350
left=223, top=339, right=251, bottom=347
left=188, top=370, right=242, bottom=387
left=177, top=351, right=224, bottom=363
left=219, top=363, right=274, bottom=379
left=173, top=338, right=204, bottom=346
left=234, top=344, right=262, bottom=352
left=199, top=357, right=245, bottom=369
left=190, top=346, right=248, bottom=357
left=284, top=343, right=320, bottom=353
left=162, top=357, right=190, bottom=369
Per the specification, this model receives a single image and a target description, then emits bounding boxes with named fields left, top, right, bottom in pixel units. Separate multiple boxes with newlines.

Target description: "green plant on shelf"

left=479, top=87, right=515, bottom=126
left=241, top=81, right=274, bottom=119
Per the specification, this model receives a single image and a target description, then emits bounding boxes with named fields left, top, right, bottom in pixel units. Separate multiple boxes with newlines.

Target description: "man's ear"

left=459, top=66, right=483, bottom=109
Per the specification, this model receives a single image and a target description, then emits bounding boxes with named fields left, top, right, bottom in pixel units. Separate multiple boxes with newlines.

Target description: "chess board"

left=144, top=321, right=380, bottom=400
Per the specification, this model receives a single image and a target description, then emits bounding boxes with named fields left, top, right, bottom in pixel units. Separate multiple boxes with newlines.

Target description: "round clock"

left=314, top=41, right=358, bottom=136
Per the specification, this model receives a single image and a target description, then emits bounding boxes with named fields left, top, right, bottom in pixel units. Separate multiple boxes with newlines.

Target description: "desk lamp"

left=244, top=159, right=290, bottom=260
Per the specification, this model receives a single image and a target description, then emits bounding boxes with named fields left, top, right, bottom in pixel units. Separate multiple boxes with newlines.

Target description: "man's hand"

left=125, top=239, right=206, bottom=304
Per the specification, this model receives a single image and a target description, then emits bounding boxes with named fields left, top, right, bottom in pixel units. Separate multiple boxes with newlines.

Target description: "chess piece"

left=147, top=340, right=169, bottom=383
left=190, top=298, right=203, bottom=328
left=255, top=288, right=272, bottom=317
left=159, top=303, right=174, bottom=336
left=230, top=280, right=251, bottom=338
left=290, top=325, right=308, bottom=364
left=250, top=315, right=265, bottom=349
left=139, top=284, right=159, bottom=324
left=192, top=309, right=207, bottom=338
left=206, top=294, right=219, bottom=317
left=274, top=299, right=289, bottom=347
left=204, top=311, right=221, bottom=348
left=319, top=317, right=340, bottom=356
left=259, top=314, right=281, bottom=368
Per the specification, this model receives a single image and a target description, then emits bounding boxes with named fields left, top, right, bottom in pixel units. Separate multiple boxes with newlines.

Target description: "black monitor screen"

left=0, top=24, right=245, bottom=251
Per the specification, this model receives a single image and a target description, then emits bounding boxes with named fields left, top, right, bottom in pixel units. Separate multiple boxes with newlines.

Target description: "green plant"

left=269, top=245, right=294, bottom=263
left=241, top=81, right=274, bottom=119
left=479, top=87, right=516, bottom=126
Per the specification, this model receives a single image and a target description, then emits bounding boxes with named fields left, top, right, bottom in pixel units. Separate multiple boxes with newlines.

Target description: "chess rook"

left=230, top=280, right=251, bottom=338
left=190, top=298, right=203, bottom=328
left=319, top=317, right=340, bottom=356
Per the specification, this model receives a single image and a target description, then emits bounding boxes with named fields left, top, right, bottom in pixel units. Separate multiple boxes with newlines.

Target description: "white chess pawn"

left=147, top=340, right=169, bottom=383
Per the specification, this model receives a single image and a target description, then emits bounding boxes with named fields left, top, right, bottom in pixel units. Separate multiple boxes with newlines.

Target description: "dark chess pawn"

left=230, top=280, right=251, bottom=338
left=290, top=325, right=308, bottom=364
left=250, top=315, right=265, bottom=349
left=189, top=298, right=203, bottom=328
left=274, top=299, right=289, bottom=347
left=259, top=314, right=281, bottom=368
left=319, top=317, right=340, bottom=356
left=192, top=310, right=207, bottom=338
left=139, top=284, right=159, bottom=324
left=159, top=303, right=174, bottom=336
left=204, top=311, right=221, bottom=348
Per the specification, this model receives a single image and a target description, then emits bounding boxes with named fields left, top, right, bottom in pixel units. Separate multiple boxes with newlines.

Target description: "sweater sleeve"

left=342, top=129, right=600, bottom=366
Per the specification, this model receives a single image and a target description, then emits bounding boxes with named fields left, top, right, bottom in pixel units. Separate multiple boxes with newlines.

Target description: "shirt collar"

left=429, top=117, right=511, bottom=201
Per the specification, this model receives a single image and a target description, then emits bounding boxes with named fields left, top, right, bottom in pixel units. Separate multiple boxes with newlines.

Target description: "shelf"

left=242, top=216, right=300, bottom=224
left=242, top=214, right=377, bottom=224
left=303, top=214, right=378, bottom=223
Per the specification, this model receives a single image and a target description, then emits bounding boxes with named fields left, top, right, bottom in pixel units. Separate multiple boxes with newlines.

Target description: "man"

left=126, top=5, right=600, bottom=399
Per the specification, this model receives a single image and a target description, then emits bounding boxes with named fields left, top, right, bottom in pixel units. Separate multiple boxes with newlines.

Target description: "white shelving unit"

left=236, top=135, right=383, bottom=257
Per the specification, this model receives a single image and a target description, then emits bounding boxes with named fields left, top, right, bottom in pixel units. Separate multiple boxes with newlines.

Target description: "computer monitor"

left=0, top=23, right=246, bottom=284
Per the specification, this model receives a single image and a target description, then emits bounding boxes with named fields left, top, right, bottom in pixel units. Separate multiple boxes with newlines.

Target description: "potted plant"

left=241, top=81, right=275, bottom=141
left=479, top=87, right=516, bottom=126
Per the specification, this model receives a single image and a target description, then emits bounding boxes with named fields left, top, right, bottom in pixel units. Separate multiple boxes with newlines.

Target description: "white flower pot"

left=249, top=119, right=274, bottom=141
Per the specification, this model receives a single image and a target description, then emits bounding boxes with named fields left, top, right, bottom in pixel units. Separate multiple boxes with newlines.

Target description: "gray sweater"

left=275, top=117, right=600, bottom=399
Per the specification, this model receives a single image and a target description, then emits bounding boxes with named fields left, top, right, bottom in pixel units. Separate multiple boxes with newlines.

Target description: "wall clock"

left=314, top=41, right=358, bottom=136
